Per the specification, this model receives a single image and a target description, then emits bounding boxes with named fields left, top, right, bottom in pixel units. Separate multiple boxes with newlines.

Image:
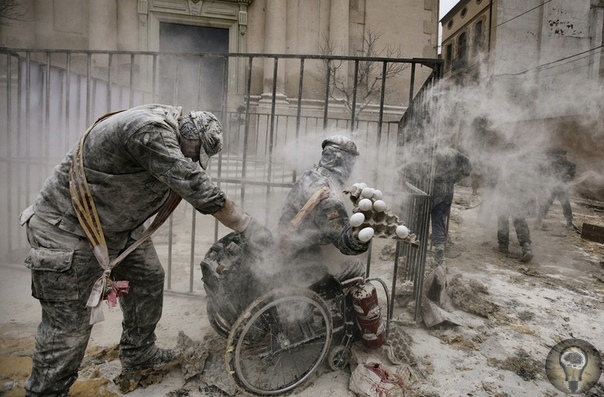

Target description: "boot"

left=434, top=244, right=445, bottom=264
left=495, top=243, right=509, bottom=255
left=520, top=243, right=533, bottom=263
left=120, top=347, right=181, bottom=373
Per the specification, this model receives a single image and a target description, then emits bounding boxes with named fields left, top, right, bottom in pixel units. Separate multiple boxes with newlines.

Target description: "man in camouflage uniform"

left=19, top=104, right=270, bottom=397
left=430, top=147, right=472, bottom=264
left=535, top=149, right=576, bottom=230
left=277, top=135, right=369, bottom=286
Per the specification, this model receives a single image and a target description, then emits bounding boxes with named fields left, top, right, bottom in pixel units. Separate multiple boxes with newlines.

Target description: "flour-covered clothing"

left=277, top=137, right=368, bottom=286
left=21, top=104, right=230, bottom=396
left=431, top=147, right=471, bottom=248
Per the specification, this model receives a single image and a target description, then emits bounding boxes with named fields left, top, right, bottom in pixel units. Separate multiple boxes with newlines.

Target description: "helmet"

left=180, top=111, right=223, bottom=169
left=321, top=135, right=359, bottom=156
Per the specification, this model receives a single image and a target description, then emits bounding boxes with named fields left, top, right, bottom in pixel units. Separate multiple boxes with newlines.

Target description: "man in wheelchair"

left=201, top=135, right=369, bottom=334
left=276, top=134, right=369, bottom=287
left=200, top=136, right=412, bottom=395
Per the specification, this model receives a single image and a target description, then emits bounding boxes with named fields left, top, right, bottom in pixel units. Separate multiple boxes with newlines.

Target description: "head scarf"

left=179, top=111, right=223, bottom=169
left=319, top=135, right=359, bottom=185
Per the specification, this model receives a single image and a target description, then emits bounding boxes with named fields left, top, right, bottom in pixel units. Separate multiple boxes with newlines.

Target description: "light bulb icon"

left=559, top=346, right=588, bottom=393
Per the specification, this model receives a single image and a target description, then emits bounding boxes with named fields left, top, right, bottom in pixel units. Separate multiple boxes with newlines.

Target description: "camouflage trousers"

left=537, top=184, right=573, bottom=224
left=497, top=213, right=532, bottom=249
left=23, top=215, right=165, bottom=396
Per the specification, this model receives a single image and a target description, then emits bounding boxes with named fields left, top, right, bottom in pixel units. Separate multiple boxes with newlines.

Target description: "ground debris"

left=581, top=222, right=604, bottom=243
left=585, top=381, right=604, bottom=397
left=71, top=377, right=118, bottom=397
left=176, top=331, right=209, bottom=382
left=488, top=349, right=543, bottom=381
left=81, top=345, right=119, bottom=368
left=380, top=242, right=397, bottom=261
left=447, top=274, right=499, bottom=318
left=384, top=323, right=417, bottom=366
left=166, top=389, right=192, bottom=397
left=113, top=365, right=175, bottom=394
left=429, top=329, right=481, bottom=352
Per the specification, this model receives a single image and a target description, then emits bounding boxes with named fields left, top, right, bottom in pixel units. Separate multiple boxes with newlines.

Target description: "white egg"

left=358, top=227, right=374, bottom=242
left=361, top=187, right=374, bottom=198
left=350, top=212, right=365, bottom=227
left=358, top=198, right=373, bottom=211
left=358, top=182, right=368, bottom=190
left=350, top=183, right=360, bottom=195
left=373, top=189, right=384, bottom=200
left=373, top=200, right=387, bottom=212
left=396, top=225, right=410, bottom=239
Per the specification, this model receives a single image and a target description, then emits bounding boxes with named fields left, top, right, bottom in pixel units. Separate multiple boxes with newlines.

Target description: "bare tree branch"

left=314, top=28, right=409, bottom=119
left=0, top=0, right=25, bottom=22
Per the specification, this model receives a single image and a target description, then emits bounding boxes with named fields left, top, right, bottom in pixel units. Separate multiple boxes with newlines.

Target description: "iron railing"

left=0, top=48, right=441, bottom=318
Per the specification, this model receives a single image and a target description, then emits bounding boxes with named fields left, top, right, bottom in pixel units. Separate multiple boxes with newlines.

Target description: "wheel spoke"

left=226, top=288, right=333, bottom=395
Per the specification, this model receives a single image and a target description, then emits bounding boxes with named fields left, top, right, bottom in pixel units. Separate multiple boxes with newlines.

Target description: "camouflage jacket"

left=30, top=104, right=226, bottom=247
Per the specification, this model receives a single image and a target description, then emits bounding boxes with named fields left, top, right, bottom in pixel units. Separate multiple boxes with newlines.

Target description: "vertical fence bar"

left=294, top=58, right=305, bottom=182
left=6, top=53, right=13, bottom=257
left=408, top=63, right=416, bottom=107
left=129, top=53, right=135, bottom=108
left=107, top=53, right=113, bottom=112
left=264, top=56, right=279, bottom=225
left=44, top=52, right=51, bottom=165
left=25, top=53, right=32, bottom=231
left=241, top=56, right=253, bottom=209
left=323, top=59, right=331, bottom=129
left=167, top=215, right=173, bottom=290
left=66, top=53, right=72, bottom=153
left=350, top=59, right=359, bottom=131
left=189, top=211, right=196, bottom=293
left=86, top=53, right=92, bottom=127
left=152, top=54, right=158, bottom=101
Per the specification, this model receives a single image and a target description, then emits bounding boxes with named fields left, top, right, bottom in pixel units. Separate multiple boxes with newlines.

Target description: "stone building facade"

left=439, top=0, right=604, bottom=201
left=0, top=0, right=441, bottom=113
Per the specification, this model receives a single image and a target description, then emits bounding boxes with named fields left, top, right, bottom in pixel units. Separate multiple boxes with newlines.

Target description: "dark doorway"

left=159, top=23, right=229, bottom=114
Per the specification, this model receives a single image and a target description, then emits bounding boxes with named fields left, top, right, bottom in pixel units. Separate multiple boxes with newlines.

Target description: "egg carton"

left=344, top=183, right=419, bottom=247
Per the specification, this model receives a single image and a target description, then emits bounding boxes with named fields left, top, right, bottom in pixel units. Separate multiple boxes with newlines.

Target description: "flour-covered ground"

left=1, top=185, right=603, bottom=397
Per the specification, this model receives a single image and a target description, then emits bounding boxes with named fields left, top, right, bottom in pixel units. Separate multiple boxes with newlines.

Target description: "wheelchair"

left=200, top=232, right=390, bottom=396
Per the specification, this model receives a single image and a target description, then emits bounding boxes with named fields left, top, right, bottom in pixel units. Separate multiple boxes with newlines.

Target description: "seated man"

left=277, top=135, right=370, bottom=287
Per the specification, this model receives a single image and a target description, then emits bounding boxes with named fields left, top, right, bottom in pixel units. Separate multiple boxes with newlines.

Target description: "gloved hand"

left=242, top=217, right=274, bottom=252
left=212, top=198, right=251, bottom=233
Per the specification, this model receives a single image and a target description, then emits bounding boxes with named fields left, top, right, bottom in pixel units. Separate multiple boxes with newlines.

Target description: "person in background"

left=492, top=143, right=535, bottom=263
left=277, top=135, right=370, bottom=286
left=430, top=146, right=472, bottom=264
left=535, top=149, right=577, bottom=230
left=19, top=104, right=271, bottom=397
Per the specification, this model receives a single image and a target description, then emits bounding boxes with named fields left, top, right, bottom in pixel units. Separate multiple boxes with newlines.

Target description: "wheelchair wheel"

left=327, top=345, right=351, bottom=371
left=207, top=300, right=231, bottom=338
left=226, top=288, right=333, bottom=395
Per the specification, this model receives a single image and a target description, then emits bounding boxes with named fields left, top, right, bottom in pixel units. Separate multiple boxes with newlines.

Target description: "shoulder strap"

left=69, top=110, right=183, bottom=323
left=278, top=186, right=331, bottom=251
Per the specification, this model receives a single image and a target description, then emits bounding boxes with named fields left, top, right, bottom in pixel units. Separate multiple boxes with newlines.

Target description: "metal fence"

left=0, top=48, right=441, bottom=317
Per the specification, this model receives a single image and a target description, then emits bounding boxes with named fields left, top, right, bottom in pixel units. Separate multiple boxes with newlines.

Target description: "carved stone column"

left=329, top=0, right=349, bottom=54
left=89, top=0, right=118, bottom=51
left=117, top=0, right=138, bottom=51
left=329, top=0, right=349, bottom=88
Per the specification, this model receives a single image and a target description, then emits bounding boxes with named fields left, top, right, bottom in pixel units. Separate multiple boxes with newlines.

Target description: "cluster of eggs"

left=346, top=183, right=412, bottom=243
